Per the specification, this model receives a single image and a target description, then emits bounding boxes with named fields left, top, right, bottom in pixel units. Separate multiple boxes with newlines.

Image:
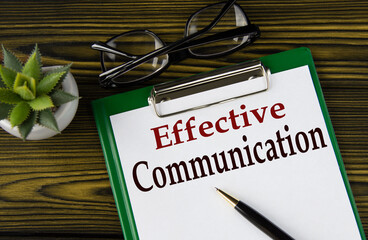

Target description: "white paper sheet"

left=110, top=66, right=361, bottom=240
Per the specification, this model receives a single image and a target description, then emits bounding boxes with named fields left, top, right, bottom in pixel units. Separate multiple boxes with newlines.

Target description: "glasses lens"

left=185, top=3, right=248, bottom=57
left=102, top=31, right=169, bottom=84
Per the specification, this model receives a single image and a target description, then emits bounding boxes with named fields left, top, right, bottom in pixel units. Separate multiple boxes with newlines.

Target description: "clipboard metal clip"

left=148, top=60, right=270, bottom=117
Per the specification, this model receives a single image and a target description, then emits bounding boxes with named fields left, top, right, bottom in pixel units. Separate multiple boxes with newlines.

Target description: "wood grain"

left=0, top=0, right=367, bottom=239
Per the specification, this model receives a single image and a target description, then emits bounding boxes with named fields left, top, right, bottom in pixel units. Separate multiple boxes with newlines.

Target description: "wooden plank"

left=0, top=0, right=367, bottom=238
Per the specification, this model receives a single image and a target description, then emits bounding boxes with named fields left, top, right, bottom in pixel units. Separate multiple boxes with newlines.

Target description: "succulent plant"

left=0, top=44, right=78, bottom=140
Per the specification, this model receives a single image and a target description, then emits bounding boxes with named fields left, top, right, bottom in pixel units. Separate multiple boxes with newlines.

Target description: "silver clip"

left=148, top=60, right=270, bottom=117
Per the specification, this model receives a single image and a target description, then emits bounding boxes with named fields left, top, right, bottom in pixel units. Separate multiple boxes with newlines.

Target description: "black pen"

left=216, top=188, right=294, bottom=240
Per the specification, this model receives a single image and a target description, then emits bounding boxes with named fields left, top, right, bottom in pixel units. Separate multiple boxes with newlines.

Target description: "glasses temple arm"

left=170, top=24, right=260, bottom=53
left=99, top=0, right=237, bottom=80
left=91, top=41, right=137, bottom=59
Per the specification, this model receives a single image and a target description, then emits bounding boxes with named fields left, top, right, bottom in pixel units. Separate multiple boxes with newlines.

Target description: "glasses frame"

left=92, top=0, right=260, bottom=87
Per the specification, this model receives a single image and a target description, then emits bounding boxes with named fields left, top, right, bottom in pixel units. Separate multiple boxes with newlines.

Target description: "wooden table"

left=1, top=0, right=367, bottom=239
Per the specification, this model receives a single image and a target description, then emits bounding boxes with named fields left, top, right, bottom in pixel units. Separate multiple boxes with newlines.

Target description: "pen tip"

left=215, top=187, right=219, bottom=191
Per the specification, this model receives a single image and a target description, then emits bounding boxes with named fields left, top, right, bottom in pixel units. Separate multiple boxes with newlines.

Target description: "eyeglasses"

left=91, top=0, right=260, bottom=88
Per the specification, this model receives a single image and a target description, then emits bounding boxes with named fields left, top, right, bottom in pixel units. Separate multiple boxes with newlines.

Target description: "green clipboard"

left=92, top=47, right=366, bottom=239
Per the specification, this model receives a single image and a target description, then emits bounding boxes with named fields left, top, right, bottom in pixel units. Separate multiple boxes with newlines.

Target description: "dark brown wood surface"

left=0, top=0, right=367, bottom=239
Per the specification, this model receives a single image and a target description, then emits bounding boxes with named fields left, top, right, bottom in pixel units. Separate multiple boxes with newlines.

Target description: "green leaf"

left=9, top=102, right=31, bottom=127
left=45, top=63, right=72, bottom=82
left=18, top=110, right=38, bottom=140
left=13, top=73, right=36, bottom=100
left=50, top=89, right=78, bottom=106
left=0, top=102, right=12, bottom=120
left=28, top=94, right=54, bottom=111
left=0, top=65, right=17, bottom=88
left=0, top=77, right=5, bottom=88
left=14, top=84, right=36, bottom=101
left=38, top=108, right=59, bottom=132
left=37, top=71, right=64, bottom=95
left=22, top=44, right=42, bottom=81
left=0, top=88, right=22, bottom=104
left=2, top=45, right=23, bottom=72
left=46, top=64, right=73, bottom=92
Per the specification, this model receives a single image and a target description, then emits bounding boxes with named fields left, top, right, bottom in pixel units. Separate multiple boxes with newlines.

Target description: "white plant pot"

left=0, top=66, right=79, bottom=140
